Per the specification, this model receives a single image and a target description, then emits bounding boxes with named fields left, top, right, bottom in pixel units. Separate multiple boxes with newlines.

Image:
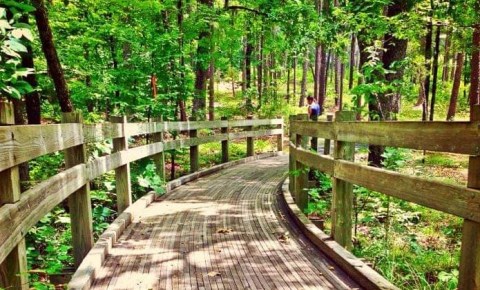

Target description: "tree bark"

left=429, top=25, right=441, bottom=121
left=349, top=34, right=356, bottom=90
left=442, top=29, right=451, bottom=82
left=244, top=34, right=254, bottom=112
left=447, top=53, right=464, bottom=121
left=192, top=0, right=213, bottom=119
left=32, top=0, right=73, bottom=112
left=208, top=62, right=215, bottom=120
left=257, top=32, right=264, bottom=108
left=300, top=49, right=309, bottom=107
left=469, top=25, right=480, bottom=117
left=177, top=0, right=187, bottom=121
left=422, top=12, right=433, bottom=121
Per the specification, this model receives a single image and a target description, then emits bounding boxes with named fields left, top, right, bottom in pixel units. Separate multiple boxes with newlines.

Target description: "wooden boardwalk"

left=90, top=156, right=360, bottom=290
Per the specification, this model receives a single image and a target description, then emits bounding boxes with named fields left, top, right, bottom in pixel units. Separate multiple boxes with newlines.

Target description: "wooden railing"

left=0, top=101, right=283, bottom=290
left=289, top=109, right=480, bottom=290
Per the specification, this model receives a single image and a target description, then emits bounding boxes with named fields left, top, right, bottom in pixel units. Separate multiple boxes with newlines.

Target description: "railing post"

left=277, top=117, right=284, bottom=152
left=324, top=114, right=333, bottom=155
left=221, top=116, right=229, bottom=163
left=0, top=101, right=28, bottom=290
left=289, top=115, right=296, bottom=194
left=111, top=116, right=132, bottom=213
left=62, top=112, right=94, bottom=268
left=459, top=105, right=480, bottom=289
left=152, top=116, right=165, bottom=182
left=189, top=117, right=199, bottom=173
left=294, top=114, right=309, bottom=210
left=247, top=115, right=254, bottom=157
left=331, top=111, right=355, bottom=250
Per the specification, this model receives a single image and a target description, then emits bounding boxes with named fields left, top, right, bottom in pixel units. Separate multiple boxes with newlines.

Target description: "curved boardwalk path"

left=91, top=156, right=360, bottom=289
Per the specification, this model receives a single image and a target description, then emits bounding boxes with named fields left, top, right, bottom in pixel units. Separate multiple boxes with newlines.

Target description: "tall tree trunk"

left=339, top=62, right=345, bottom=110
left=32, top=0, right=73, bottom=112
left=245, top=34, right=253, bottom=112
left=422, top=11, right=433, bottom=121
left=429, top=25, right=441, bottom=121
left=177, top=0, right=187, bottom=121
left=334, top=55, right=339, bottom=107
left=208, top=62, right=215, bottom=120
left=319, top=46, right=327, bottom=114
left=192, top=0, right=213, bottom=119
left=442, top=29, right=451, bottom=82
left=447, top=53, right=464, bottom=120
left=368, top=0, right=410, bottom=167
left=293, top=55, right=297, bottom=104
left=300, top=49, right=309, bottom=107
left=257, top=32, right=263, bottom=108
left=469, top=25, right=480, bottom=117
left=287, top=56, right=291, bottom=103
left=349, top=34, right=356, bottom=90
left=314, top=45, right=321, bottom=102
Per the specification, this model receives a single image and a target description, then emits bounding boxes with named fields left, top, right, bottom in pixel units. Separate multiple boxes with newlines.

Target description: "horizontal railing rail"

left=0, top=100, right=283, bottom=290
left=289, top=109, right=480, bottom=290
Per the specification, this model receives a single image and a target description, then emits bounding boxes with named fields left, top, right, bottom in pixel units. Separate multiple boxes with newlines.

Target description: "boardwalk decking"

left=90, top=156, right=360, bottom=289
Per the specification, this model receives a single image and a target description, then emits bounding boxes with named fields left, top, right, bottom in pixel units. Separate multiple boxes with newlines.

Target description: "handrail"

left=0, top=100, right=284, bottom=289
left=288, top=110, right=480, bottom=290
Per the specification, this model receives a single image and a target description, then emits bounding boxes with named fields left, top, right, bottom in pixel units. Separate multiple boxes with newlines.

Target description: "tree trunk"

left=300, top=49, right=309, bottom=107
left=349, top=34, right=356, bottom=90
left=192, top=0, right=213, bottom=119
left=422, top=12, right=433, bottom=121
left=447, top=53, right=464, bottom=120
left=293, top=55, right=297, bottom=103
left=257, top=32, right=263, bottom=108
left=319, top=46, right=327, bottom=114
left=442, top=29, right=451, bottom=82
left=177, top=0, right=187, bottom=121
left=429, top=25, right=441, bottom=121
left=245, top=34, right=253, bottom=112
left=286, top=56, right=291, bottom=103
left=208, top=62, right=215, bottom=120
left=368, top=0, right=410, bottom=167
left=32, top=0, right=73, bottom=112
left=314, top=44, right=321, bottom=102
left=469, top=25, right=480, bottom=117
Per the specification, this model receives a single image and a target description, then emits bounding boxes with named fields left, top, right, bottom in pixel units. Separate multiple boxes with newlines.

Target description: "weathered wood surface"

left=291, top=120, right=480, bottom=155
left=0, top=124, right=83, bottom=172
left=290, top=143, right=334, bottom=175
left=111, top=116, right=132, bottom=213
left=86, top=156, right=360, bottom=290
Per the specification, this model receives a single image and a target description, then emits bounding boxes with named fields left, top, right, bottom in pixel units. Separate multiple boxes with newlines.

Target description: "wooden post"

left=221, top=116, right=229, bottom=163
left=189, top=117, right=199, bottom=173
left=289, top=115, right=296, bottom=194
left=0, top=101, right=28, bottom=290
left=111, top=116, right=132, bottom=213
left=277, top=117, right=284, bottom=152
left=324, top=114, right=333, bottom=155
left=152, top=116, right=165, bottom=182
left=62, top=112, right=94, bottom=268
left=331, top=111, right=355, bottom=250
left=459, top=105, right=480, bottom=289
left=294, top=114, right=309, bottom=211
left=246, top=115, right=254, bottom=157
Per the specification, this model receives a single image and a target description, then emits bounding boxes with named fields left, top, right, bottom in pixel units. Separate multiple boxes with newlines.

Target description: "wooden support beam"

left=294, top=114, right=309, bottom=211
left=246, top=116, right=254, bottom=157
left=111, top=116, right=132, bottom=213
left=331, top=111, right=355, bottom=250
left=221, top=116, right=229, bottom=163
left=459, top=105, right=480, bottom=289
left=189, top=117, right=199, bottom=173
left=277, top=117, right=284, bottom=152
left=324, top=114, right=333, bottom=155
left=0, top=101, right=28, bottom=289
left=62, top=112, right=93, bottom=268
left=152, top=116, right=165, bottom=184
left=289, top=116, right=296, bottom=194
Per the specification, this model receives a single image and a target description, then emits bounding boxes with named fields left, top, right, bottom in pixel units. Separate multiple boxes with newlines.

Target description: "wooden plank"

left=289, top=116, right=296, bottom=194
left=0, top=123, right=83, bottom=172
left=334, top=159, right=480, bottom=223
left=152, top=117, right=166, bottom=182
left=331, top=111, right=355, bottom=250
left=0, top=165, right=87, bottom=264
left=62, top=112, right=94, bottom=268
left=83, top=123, right=123, bottom=143
left=164, top=120, right=227, bottom=132
left=246, top=116, right=254, bottom=157
left=292, top=120, right=480, bottom=155
left=228, top=129, right=283, bottom=140
left=111, top=116, right=132, bottom=213
left=276, top=119, right=283, bottom=152
left=125, top=122, right=164, bottom=137
left=0, top=101, right=28, bottom=290
left=229, top=119, right=283, bottom=127
left=221, top=117, right=229, bottom=163
left=289, top=144, right=334, bottom=175
left=291, top=120, right=335, bottom=140
left=189, top=117, right=199, bottom=173
left=459, top=153, right=480, bottom=289
left=324, top=114, right=334, bottom=155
